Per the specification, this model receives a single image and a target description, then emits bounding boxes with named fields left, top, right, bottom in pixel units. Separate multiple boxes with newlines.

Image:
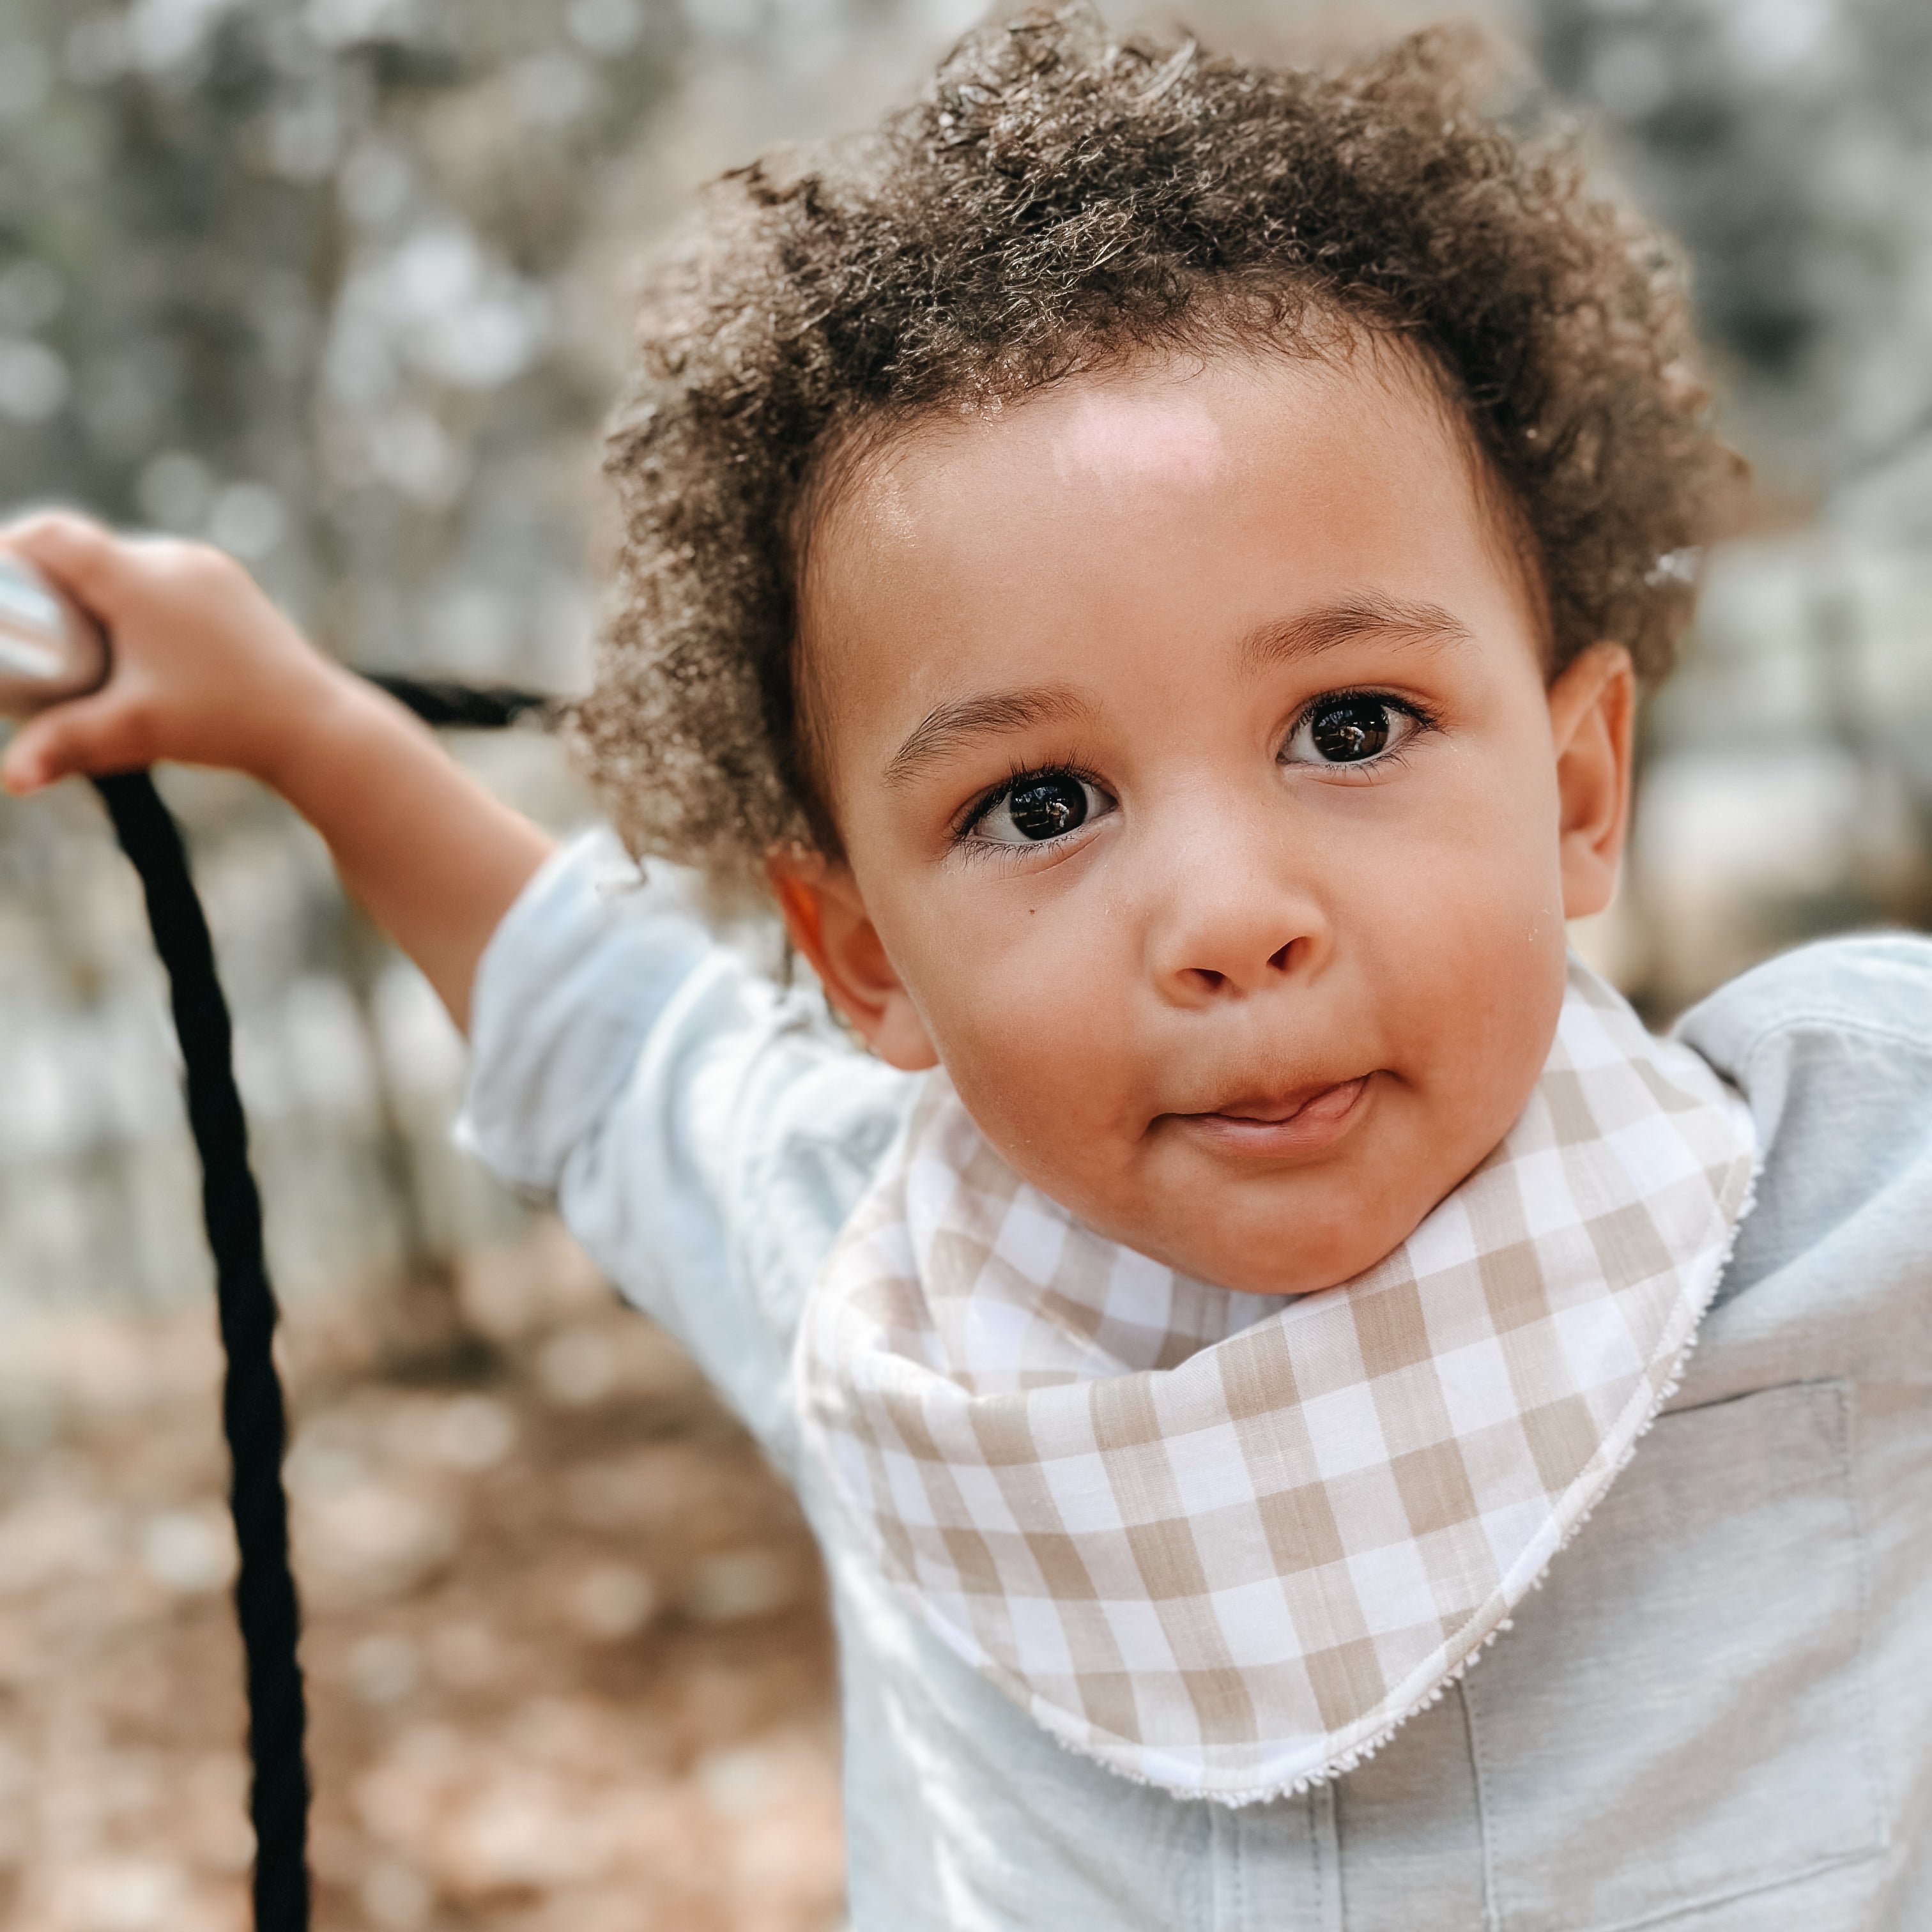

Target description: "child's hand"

left=0, top=510, right=349, bottom=795
left=0, top=508, right=554, bottom=1031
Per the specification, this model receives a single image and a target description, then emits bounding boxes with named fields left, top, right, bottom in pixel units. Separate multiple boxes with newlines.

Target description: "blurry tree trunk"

left=23, top=799, right=154, bottom=1305
left=337, top=905, right=487, bottom=1377
left=1811, top=578, right=1932, bottom=933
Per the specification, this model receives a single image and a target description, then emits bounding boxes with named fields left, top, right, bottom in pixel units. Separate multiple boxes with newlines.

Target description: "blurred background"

left=0, top=0, right=1928, bottom=1926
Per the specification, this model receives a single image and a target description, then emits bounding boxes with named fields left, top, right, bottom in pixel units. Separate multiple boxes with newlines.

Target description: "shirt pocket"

left=1460, top=1379, right=1884, bottom=1932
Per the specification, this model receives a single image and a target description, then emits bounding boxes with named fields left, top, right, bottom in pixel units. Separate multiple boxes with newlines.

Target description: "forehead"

left=797, top=344, right=1538, bottom=776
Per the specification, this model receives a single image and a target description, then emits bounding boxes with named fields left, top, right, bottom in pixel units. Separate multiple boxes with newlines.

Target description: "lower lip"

left=1171, top=1077, right=1371, bottom=1160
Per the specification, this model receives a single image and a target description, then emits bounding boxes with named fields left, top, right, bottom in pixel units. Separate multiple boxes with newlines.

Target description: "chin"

left=1181, top=1203, right=1428, bottom=1297
left=1215, top=1259, right=1367, bottom=1298
left=1078, top=1161, right=1442, bottom=1296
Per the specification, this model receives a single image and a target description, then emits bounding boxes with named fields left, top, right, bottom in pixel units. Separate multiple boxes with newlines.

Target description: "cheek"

left=890, top=893, right=1140, bottom=1151
left=1365, top=761, right=1570, bottom=1094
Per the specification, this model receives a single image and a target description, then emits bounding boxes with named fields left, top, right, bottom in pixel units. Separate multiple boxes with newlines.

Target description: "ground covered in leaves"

left=0, top=1222, right=845, bottom=1931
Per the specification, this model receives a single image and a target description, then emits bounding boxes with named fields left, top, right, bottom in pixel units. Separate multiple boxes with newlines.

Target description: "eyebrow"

left=1239, top=594, right=1474, bottom=673
left=880, top=595, right=1471, bottom=788
left=884, top=683, right=1092, bottom=788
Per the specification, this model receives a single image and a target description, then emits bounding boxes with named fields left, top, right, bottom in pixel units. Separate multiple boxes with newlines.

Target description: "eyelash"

left=949, top=688, right=1441, bottom=851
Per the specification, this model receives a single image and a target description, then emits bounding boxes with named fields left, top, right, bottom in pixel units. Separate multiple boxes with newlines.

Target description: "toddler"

left=8, top=14, right=1932, bottom=1929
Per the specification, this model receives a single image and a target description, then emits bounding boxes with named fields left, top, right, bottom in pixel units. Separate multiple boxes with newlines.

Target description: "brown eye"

left=974, top=770, right=1112, bottom=846
left=1284, top=694, right=1420, bottom=769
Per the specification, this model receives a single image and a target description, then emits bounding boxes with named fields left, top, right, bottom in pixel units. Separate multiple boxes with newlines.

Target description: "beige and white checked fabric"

left=795, top=958, right=1758, bottom=1804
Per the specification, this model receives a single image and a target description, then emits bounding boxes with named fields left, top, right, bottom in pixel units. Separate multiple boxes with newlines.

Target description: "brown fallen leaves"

left=0, top=1219, right=846, bottom=1931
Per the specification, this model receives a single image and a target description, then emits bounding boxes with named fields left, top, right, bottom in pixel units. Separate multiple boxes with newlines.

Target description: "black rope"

left=93, top=771, right=309, bottom=1932
left=363, top=674, right=555, bottom=732
left=85, top=675, right=546, bottom=1932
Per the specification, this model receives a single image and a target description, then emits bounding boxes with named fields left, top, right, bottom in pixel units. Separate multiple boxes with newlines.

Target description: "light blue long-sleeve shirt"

left=463, top=831, right=1932, bottom=1932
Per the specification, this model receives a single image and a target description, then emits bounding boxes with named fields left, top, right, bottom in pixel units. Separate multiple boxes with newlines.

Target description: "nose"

left=1142, top=804, right=1330, bottom=1004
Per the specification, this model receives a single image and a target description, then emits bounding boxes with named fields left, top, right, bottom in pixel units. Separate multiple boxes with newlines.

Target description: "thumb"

left=3, top=691, right=146, bottom=794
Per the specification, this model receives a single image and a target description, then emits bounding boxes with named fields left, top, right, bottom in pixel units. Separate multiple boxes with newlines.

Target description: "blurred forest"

left=0, top=0, right=1930, bottom=1928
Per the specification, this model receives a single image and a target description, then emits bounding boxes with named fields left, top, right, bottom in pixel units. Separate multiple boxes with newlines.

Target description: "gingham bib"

left=795, top=959, right=1756, bottom=1804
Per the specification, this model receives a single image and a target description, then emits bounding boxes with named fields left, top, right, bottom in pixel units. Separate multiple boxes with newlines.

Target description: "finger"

left=2, top=691, right=148, bottom=794
left=0, top=507, right=115, bottom=552
left=1, top=512, right=135, bottom=626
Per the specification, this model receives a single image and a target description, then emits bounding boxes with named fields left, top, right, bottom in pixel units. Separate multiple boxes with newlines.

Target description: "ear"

left=767, top=852, right=940, bottom=1071
left=1547, top=643, right=1636, bottom=921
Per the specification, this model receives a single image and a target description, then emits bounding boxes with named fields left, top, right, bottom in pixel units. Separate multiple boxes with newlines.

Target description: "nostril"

left=1187, top=967, right=1228, bottom=993
left=1268, top=940, right=1295, bottom=972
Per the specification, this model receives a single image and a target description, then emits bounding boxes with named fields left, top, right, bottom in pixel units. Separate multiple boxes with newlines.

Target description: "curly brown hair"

left=572, top=6, right=1736, bottom=905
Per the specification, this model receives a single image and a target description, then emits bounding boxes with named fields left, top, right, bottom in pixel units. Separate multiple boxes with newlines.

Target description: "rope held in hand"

left=93, top=770, right=310, bottom=1932
left=89, top=675, right=546, bottom=1931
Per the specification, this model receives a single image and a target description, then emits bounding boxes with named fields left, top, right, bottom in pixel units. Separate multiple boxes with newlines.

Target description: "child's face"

left=780, top=344, right=1634, bottom=1295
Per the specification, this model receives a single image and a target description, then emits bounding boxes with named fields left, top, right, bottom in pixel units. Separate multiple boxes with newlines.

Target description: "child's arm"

left=1, top=512, right=553, bottom=1031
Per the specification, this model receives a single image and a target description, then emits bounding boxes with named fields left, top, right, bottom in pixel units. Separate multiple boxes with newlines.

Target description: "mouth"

left=1165, top=1075, right=1372, bottom=1160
